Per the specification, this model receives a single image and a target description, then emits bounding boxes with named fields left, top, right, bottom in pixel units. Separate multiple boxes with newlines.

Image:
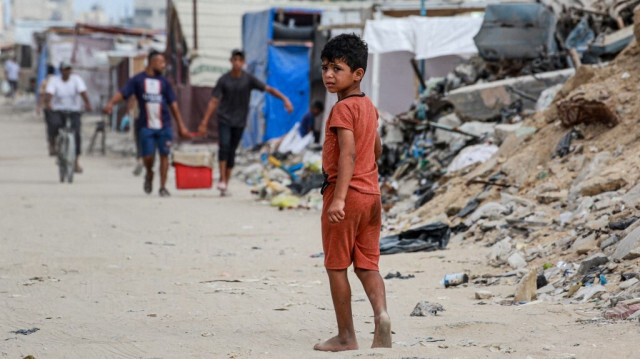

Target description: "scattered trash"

left=609, top=217, right=638, bottom=230
left=380, top=222, right=450, bottom=255
left=385, top=271, right=416, bottom=280
left=553, top=128, right=584, bottom=158
left=309, top=252, right=324, bottom=258
left=443, top=273, right=469, bottom=288
left=11, top=328, right=40, bottom=335
left=410, top=301, right=445, bottom=316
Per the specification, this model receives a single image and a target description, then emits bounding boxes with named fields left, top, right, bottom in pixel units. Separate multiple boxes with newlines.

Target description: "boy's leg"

left=158, top=128, right=172, bottom=190
left=217, top=123, right=231, bottom=188
left=159, top=155, right=169, bottom=189
left=355, top=268, right=391, bottom=348
left=139, top=128, right=156, bottom=194
left=225, top=126, right=244, bottom=187
left=314, top=269, right=359, bottom=352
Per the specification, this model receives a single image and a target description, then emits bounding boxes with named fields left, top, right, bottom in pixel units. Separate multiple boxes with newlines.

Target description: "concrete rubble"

left=369, top=5, right=640, bottom=318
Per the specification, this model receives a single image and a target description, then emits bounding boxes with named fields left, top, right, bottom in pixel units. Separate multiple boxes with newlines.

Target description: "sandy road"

left=1, top=102, right=639, bottom=358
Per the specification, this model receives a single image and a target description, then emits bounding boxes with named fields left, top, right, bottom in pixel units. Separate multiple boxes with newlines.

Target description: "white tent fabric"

left=364, top=16, right=483, bottom=60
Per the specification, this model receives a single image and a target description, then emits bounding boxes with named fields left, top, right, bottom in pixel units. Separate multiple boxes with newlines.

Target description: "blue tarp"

left=265, top=45, right=309, bottom=141
left=35, top=43, right=49, bottom=100
left=242, top=8, right=317, bottom=148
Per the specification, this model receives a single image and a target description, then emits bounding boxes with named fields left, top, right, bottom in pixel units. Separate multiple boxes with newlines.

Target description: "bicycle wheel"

left=56, top=134, right=66, bottom=183
left=66, top=133, right=76, bottom=183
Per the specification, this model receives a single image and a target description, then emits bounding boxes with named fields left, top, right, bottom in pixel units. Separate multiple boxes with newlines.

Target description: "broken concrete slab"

left=466, top=202, right=508, bottom=224
left=494, top=123, right=537, bottom=143
left=620, top=278, right=639, bottom=290
left=572, top=233, right=598, bottom=255
left=535, top=84, right=563, bottom=111
left=514, top=270, right=538, bottom=302
left=536, top=190, right=568, bottom=204
left=574, top=284, right=607, bottom=302
left=621, top=183, right=640, bottom=208
left=508, top=252, right=527, bottom=269
left=446, top=68, right=574, bottom=122
left=579, top=175, right=627, bottom=197
left=570, top=151, right=612, bottom=199
left=475, top=290, right=494, bottom=300
left=577, top=253, right=609, bottom=276
left=612, top=226, right=640, bottom=261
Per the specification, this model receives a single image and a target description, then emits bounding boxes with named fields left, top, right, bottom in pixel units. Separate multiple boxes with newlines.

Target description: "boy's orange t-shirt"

left=322, top=94, right=380, bottom=195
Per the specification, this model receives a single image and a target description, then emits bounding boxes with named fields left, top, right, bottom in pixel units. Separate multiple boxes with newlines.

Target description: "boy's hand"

left=327, top=199, right=346, bottom=223
left=197, top=122, right=208, bottom=137
left=284, top=99, right=294, bottom=114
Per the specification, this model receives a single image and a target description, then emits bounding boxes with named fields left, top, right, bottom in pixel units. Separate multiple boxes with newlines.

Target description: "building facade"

left=132, top=0, right=166, bottom=30
left=11, top=0, right=74, bottom=22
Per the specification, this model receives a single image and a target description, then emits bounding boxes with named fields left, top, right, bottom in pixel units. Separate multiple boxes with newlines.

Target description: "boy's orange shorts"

left=321, top=185, right=382, bottom=271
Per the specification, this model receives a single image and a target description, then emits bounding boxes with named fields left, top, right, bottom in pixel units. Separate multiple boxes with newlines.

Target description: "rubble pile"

left=381, top=15, right=640, bottom=317
left=236, top=147, right=325, bottom=210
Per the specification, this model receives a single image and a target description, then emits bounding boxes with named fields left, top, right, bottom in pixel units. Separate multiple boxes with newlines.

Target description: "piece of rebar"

left=465, top=179, right=517, bottom=188
left=410, top=58, right=428, bottom=91
left=428, top=121, right=481, bottom=139
left=506, top=86, right=538, bottom=102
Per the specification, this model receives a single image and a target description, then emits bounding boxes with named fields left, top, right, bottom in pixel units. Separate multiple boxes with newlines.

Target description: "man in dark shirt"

left=104, top=51, right=190, bottom=197
left=197, top=49, right=293, bottom=196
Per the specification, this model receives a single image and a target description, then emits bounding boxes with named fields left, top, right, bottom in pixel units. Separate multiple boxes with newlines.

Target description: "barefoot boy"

left=314, top=34, right=391, bottom=352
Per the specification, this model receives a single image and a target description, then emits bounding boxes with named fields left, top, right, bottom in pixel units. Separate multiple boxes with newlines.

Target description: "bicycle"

left=55, top=111, right=78, bottom=183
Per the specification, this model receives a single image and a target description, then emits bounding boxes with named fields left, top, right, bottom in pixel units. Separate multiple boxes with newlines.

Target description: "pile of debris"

left=236, top=144, right=325, bottom=211
left=382, top=7, right=640, bottom=318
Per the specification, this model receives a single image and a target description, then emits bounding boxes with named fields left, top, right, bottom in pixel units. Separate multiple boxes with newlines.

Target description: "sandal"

left=159, top=187, right=171, bottom=197
left=144, top=171, right=153, bottom=194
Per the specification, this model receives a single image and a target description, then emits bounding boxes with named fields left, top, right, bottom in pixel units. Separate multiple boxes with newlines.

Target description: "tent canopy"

left=363, top=16, right=483, bottom=59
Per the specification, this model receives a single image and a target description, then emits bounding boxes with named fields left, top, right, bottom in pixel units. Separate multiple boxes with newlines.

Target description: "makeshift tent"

left=242, top=8, right=320, bottom=148
left=361, top=16, right=483, bottom=115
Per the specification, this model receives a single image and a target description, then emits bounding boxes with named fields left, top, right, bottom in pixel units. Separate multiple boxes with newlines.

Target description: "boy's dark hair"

left=312, top=101, right=324, bottom=112
left=320, top=34, right=368, bottom=73
left=46, top=64, right=56, bottom=75
left=148, top=50, right=163, bottom=64
left=231, top=49, right=245, bottom=59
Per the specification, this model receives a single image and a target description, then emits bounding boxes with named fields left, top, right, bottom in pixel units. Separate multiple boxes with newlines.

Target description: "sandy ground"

left=1, top=101, right=639, bottom=359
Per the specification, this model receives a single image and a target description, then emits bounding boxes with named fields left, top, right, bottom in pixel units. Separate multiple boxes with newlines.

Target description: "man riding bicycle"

left=45, top=62, right=92, bottom=173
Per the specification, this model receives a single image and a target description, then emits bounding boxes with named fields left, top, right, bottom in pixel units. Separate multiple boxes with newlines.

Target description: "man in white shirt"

left=4, top=57, right=19, bottom=98
left=45, top=62, right=92, bottom=173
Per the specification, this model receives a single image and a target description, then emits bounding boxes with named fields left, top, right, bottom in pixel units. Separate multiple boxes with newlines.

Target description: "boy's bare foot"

left=313, top=335, right=358, bottom=352
left=372, top=312, right=392, bottom=348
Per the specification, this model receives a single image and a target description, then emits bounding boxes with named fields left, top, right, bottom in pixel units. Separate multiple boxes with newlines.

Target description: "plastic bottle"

left=443, top=273, right=469, bottom=288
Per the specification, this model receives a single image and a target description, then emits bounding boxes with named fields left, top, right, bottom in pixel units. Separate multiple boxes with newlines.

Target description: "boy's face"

left=311, top=107, right=322, bottom=116
left=230, top=56, right=245, bottom=71
left=321, top=58, right=364, bottom=94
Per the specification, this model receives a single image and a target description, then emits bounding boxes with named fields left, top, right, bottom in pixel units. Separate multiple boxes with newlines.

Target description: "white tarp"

left=364, top=16, right=483, bottom=60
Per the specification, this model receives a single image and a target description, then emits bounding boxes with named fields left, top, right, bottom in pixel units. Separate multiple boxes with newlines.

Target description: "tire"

left=56, top=135, right=66, bottom=183
left=66, top=134, right=76, bottom=183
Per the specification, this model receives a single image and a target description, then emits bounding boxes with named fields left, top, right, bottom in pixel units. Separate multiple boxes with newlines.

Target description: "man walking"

left=197, top=49, right=294, bottom=196
left=104, top=51, right=190, bottom=197
left=4, top=56, right=19, bottom=98
left=45, top=62, right=92, bottom=173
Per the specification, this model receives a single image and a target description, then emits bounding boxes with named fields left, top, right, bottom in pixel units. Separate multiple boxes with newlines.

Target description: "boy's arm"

left=327, top=128, right=356, bottom=224
left=265, top=85, right=294, bottom=114
left=80, top=91, right=92, bottom=112
left=103, top=92, right=124, bottom=114
left=374, top=133, right=382, bottom=160
left=169, top=101, right=190, bottom=138
left=197, top=97, right=220, bottom=137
